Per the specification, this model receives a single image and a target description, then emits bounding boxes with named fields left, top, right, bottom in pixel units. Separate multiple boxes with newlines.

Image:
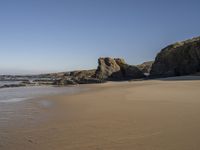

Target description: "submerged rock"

left=150, top=36, right=200, bottom=77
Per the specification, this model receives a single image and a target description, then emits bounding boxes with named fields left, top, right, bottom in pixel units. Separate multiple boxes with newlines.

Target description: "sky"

left=0, top=0, right=200, bottom=74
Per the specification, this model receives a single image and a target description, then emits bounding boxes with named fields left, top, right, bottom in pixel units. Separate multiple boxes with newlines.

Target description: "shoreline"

left=1, top=77, right=200, bottom=150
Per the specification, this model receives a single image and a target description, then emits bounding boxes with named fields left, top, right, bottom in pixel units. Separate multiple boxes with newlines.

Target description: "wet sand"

left=1, top=77, right=200, bottom=150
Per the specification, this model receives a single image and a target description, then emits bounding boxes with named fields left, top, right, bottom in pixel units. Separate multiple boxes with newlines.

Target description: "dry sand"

left=1, top=76, right=200, bottom=150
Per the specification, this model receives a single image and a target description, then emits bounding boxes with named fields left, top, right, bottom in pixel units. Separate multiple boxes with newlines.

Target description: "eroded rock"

left=150, top=36, right=200, bottom=77
left=95, top=57, right=145, bottom=80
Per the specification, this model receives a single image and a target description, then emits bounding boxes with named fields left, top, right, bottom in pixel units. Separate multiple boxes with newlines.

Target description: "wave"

left=0, top=98, right=30, bottom=103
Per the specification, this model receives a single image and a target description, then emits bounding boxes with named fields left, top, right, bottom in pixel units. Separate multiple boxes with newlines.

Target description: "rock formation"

left=5, top=35, right=200, bottom=88
left=53, top=77, right=77, bottom=85
left=95, top=57, right=121, bottom=79
left=69, top=69, right=96, bottom=79
left=150, top=36, right=200, bottom=77
left=137, top=61, right=154, bottom=75
left=95, top=57, right=145, bottom=80
left=53, top=69, right=104, bottom=85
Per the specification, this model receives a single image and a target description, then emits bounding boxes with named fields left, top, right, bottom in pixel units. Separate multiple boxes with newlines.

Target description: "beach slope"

left=1, top=76, right=200, bottom=150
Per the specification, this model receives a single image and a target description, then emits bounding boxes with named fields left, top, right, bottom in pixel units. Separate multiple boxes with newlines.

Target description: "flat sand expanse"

left=1, top=77, right=200, bottom=150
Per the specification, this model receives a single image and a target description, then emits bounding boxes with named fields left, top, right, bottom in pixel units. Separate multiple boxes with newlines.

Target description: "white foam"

left=0, top=86, right=85, bottom=103
left=0, top=98, right=30, bottom=103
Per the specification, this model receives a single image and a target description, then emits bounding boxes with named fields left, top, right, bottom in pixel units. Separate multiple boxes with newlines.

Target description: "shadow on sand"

left=151, top=75, right=200, bottom=81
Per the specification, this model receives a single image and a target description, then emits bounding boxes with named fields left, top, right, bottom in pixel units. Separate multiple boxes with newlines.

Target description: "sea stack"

left=95, top=57, right=145, bottom=80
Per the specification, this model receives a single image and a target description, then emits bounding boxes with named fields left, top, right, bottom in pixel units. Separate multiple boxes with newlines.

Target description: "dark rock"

left=53, top=78, right=77, bottom=85
left=0, top=84, right=26, bottom=88
left=150, top=36, right=200, bottom=77
left=69, top=70, right=96, bottom=78
left=20, top=80, right=31, bottom=84
left=121, top=65, right=146, bottom=79
left=74, top=77, right=105, bottom=84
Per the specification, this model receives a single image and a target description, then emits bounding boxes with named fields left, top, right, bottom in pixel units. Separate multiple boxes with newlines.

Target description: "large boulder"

left=95, top=57, right=145, bottom=80
left=95, top=57, right=122, bottom=79
left=150, top=36, right=200, bottom=77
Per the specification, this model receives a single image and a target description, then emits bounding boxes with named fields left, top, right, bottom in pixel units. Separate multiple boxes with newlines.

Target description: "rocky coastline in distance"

left=1, top=36, right=200, bottom=88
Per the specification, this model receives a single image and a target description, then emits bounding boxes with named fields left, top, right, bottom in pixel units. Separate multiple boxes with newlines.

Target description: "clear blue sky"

left=0, top=0, right=200, bottom=74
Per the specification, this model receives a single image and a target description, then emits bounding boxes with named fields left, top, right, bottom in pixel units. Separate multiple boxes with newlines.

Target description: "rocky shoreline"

left=1, top=36, right=200, bottom=88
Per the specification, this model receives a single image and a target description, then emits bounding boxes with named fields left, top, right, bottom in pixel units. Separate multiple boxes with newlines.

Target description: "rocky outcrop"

left=0, top=83, right=26, bottom=88
left=53, top=77, right=77, bottom=85
left=137, top=61, right=154, bottom=75
left=74, top=77, right=104, bottom=84
left=53, top=69, right=103, bottom=85
left=69, top=69, right=96, bottom=79
left=95, top=57, right=145, bottom=80
left=150, top=37, right=200, bottom=77
left=95, top=57, right=121, bottom=79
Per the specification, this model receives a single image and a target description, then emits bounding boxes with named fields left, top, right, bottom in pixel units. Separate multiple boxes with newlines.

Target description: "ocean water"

left=0, top=81, right=21, bottom=86
left=0, top=84, right=87, bottom=129
left=0, top=85, right=84, bottom=103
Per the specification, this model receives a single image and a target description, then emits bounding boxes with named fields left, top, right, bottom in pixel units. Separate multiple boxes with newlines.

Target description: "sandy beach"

left=1, top=77, right=200, bottom=150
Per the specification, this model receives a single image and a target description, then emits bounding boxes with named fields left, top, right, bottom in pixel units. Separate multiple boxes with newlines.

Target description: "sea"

left=0, top=81, right=21, bottom=87
left=0, top=81, right=84, bottom=103
left=0, top=81, right=86, bottom=128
